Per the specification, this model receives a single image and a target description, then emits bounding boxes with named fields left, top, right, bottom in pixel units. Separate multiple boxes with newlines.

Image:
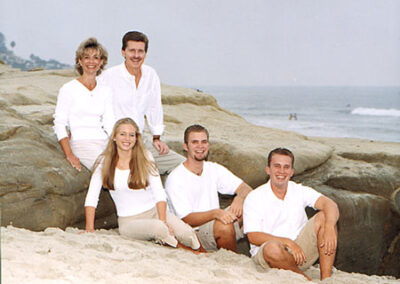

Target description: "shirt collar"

left=120, top=62, right=148, bottom=81
left=265, top=180, right=292, bottom=201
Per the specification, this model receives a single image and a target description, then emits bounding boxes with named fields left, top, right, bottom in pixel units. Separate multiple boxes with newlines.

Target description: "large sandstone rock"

left=1, top=64, right=399, bottom=277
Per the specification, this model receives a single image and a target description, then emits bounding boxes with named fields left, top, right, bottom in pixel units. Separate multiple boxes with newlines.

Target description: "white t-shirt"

left=84, top=163, right=166, bottom=217
left=243, top=181, right=322, bottom=256
left=165, top=162, right=243, bottom=219
left=99, top=63, right=164, bottom=135
left=53, top=79, right=115, bottom=141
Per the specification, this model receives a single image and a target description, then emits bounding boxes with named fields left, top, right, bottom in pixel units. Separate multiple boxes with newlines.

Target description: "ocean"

left=199, top=86, right=400, bottom=143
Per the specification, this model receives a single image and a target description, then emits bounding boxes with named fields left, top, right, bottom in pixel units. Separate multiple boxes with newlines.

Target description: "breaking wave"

left=351, top=107, right=400, bottom=117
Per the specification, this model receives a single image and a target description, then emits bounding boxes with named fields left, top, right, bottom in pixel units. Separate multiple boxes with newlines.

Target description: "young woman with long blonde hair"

left=84, top=118, right=200, bottom=250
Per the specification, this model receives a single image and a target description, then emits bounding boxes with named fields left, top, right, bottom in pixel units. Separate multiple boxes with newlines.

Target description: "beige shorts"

left=196, top=208, right=244, bottom=251
left=253, top=215, right=319, bottom=271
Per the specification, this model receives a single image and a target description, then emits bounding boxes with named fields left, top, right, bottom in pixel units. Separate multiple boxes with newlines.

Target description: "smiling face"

left=184, top=131, right=209, bottom=162
left=122, top=40, right=146, bottom=71
left=266, top=153, right=295, bottom=191
left=114, top=123, right=137, bottom=153
left=78, top=48, right=103, bottom=76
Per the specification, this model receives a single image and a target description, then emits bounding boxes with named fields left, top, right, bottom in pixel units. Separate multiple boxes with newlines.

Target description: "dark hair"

left=184, top=124, right=209, bottom=144
left=75, top=37, right=108, bottom=75
left=122, top=31, right=149, bottom=52
left=267, top=148, right=295, bottom=168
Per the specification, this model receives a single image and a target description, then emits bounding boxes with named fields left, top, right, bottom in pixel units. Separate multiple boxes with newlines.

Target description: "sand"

left=2, top=226, right=399, bottom=284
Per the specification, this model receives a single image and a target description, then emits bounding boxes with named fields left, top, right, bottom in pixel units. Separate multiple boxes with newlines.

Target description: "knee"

left=262, top=241, right=286, bottom=262
left=214, top=222, right=235, bottom=239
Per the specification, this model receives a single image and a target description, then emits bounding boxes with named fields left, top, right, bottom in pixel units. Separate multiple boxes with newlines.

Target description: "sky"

left=1, top=0, right=399, bottom=87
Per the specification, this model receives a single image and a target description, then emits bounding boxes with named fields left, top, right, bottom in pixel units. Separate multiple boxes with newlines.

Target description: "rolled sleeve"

left=102, top=87, right=115, bottom=136
left=149, top=173, right=167, bottom=203
left=53, top=86, right=70, bottom=140
left=84, top=164, right=103, bottom=208
left=145, top=74, right=165, bottom=136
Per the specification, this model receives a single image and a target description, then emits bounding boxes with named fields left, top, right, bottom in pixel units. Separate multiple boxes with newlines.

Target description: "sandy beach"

left=2, top=225, right=399, bottom=284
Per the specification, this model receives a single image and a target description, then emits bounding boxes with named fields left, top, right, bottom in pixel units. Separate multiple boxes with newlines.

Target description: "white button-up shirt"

left=99, top=63, right=165, bottom=135
left=53, top=79, right=115, bottom=141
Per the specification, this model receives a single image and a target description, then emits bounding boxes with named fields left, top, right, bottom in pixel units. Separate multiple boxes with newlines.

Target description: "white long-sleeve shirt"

left=84, top=163, right=167, bottom=217
left=99, top=63, right=165, bottom=135
left=53, top=79, right=115, bottom=141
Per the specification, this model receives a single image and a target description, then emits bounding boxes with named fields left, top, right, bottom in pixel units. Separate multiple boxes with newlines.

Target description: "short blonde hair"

left=75, top=37, right=108, bottom=76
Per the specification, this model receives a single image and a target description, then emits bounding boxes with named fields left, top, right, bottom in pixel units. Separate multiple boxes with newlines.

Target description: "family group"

left=53, top=31, right=339, bottom=281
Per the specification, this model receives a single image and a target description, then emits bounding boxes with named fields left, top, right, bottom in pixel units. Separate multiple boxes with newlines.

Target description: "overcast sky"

left=1, top=0, right=399, bottom=87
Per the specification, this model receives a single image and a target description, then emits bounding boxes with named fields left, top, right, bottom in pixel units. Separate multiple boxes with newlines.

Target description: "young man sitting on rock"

left=165, top=124, right=252, bottom=252
left=243, top=148, right=339, bottom=281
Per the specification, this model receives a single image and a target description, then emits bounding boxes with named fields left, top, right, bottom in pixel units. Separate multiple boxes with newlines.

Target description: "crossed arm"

left=182, top=182, right=252, bottom=227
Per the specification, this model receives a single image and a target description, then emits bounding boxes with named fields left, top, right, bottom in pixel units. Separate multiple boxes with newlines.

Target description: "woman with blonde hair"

left=84, top=118, right=200, bottom=250
left=53, top=37, right=114, bottom=171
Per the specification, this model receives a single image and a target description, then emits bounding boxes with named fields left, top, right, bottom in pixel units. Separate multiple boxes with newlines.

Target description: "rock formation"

left=0, top=63, right=399, bottom=277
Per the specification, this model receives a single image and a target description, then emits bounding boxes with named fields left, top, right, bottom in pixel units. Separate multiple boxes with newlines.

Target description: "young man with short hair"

left=243, top=148, right=339, bottom=280
left=166, top=124, right=252, bottom=252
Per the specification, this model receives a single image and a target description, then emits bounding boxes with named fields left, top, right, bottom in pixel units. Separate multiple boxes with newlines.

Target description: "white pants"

left=70, top=139, right=108, bottom=170
left=118, top=206, right=200, bottom=249
left=144, top=139, right=185, bottom=175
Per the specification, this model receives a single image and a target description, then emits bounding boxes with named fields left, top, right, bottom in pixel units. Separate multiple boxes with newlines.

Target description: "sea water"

left=199, top=86, right=400, bottom=143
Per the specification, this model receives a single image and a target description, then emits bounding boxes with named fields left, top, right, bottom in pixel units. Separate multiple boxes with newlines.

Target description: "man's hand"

left=153, top=140, right=169, bottom=155
left=229, top=196, right=244, bottom=218
left=215, top=209, right=237, bottom=225
left=319, top=225, right=337, bottom=256
left=66, top=153, right=81, bottom=171
left=283, top=238, right=306, bottom=266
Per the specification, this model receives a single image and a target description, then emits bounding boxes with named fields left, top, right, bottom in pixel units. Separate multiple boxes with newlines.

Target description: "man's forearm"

left=182, top=210, right=219, bottom=227
left=315, top=196, right=339, bottom=227
left=234, top=182, right=252, bottom=200
left=247, top=231, right=290, bottom=247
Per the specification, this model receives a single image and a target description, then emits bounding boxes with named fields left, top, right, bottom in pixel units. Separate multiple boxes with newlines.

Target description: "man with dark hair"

left=243, top=148, right=339, bottom=281
left=100, top=31, right=184, bottom=174
left=166, top=124, right=252, bottom=252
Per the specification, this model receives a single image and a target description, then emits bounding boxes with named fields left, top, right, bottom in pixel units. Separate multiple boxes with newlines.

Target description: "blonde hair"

left=75, top=37, right=108, bottom=76
left=94, top=118, right=158, bottom=190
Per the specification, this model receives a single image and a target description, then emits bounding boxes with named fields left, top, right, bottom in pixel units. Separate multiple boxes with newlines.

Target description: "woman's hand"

left=66, top=153, right=82, bottom=171
left=164, top=221, right=174, bottom=236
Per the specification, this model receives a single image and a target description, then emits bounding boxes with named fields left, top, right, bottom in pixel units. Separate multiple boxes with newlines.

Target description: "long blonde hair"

left=95, top=118, right=158, bottom=190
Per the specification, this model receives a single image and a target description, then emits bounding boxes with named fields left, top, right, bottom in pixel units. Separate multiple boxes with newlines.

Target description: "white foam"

left=351, top=107, right=400, bottom=117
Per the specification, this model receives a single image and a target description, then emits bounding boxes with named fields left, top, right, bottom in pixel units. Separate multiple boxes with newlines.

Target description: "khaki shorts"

left=253, top=215, right=319, bottom=271
left=196, top=208, right=244, bottom=251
